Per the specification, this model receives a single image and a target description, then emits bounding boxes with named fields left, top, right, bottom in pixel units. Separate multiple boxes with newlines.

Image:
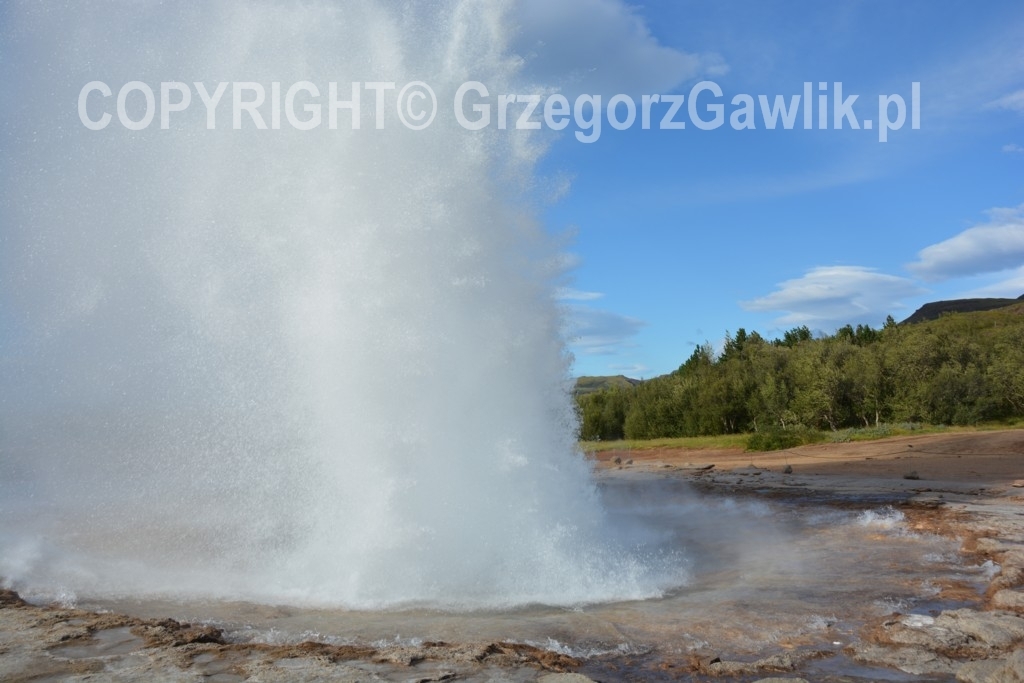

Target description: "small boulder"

left=0, top=589, right=27, bottom=608
left=992, top=590, right=1024, bottom=612
left=851, top=643, right=958, bottom=676
left=875, top=609, right=1024, bottom=656
left=956, top=648, right=1024, bottom=683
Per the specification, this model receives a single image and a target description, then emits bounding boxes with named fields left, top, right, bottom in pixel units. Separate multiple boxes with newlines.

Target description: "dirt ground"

left=593, top=429, right=1024, bottom=484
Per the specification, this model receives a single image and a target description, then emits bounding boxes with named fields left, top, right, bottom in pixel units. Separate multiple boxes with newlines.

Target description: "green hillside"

left=576, top=303, right=1024, bottom=442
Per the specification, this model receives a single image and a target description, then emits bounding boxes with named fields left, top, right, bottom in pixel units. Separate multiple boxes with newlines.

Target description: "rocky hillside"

left=901, top=294, right=1024, bottom=324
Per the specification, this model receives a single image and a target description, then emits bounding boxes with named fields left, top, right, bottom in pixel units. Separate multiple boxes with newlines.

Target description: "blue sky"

left=530, top=0, right=1024, bottom=377
left=2, top=1, right=1022, bottom=383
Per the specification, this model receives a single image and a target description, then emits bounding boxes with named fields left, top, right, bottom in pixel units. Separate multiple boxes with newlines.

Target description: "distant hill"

left=574, top=375, right=641, bottom=396
left=901, top=294, right=1024, bottom=324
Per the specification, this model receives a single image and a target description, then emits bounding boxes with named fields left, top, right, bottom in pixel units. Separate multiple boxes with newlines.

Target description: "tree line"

left=577, top=307, right=1024, bottom=441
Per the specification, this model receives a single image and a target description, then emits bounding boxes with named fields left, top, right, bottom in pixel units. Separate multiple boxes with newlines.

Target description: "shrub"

left=745, top=425, right=821, bottom=451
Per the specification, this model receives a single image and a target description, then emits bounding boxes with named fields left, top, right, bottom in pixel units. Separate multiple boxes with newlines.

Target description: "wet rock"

left=977, top=538, right=1019, bottom=554
left=136, top=619, right=226, bottom=647
left=705, top=650, right=830, bottom=675
left=612, top=456, right=622, bottom=464
left=910, top=492, right=946, bottom=508
left=688, top=650, right=721, bottom=669
left=625, top=458, right=633, bottom=465
left=0, top=589, right=28, bottom=608
left=375, top=647, right=425, bottom=666
left=412, top=673, right=457, bottom=682
left=469, top=642, right=579, bottom=671
left=537, top=674, right=598, bottom=683
left=242, top=657, right=372, bottom=682
left=872, top=609, right=1024, bottom=657
left=992, top=565, right=1024, bottom=592
left=938, top=609, right=1024, bottom=651
left=782, top=465, right=793, bottom=474
left=679, top=463, right=715, bottom=472
left=850, top=643, right=958, bottom=676
left=957, top=648, right=1024, bottom=683
left=904, top=471, right=920, bottom=480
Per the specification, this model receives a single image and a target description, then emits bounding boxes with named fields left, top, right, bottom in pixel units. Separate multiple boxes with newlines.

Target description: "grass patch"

left=827, top=420, right=1023, bottom=443
left=581, top=421, right=1024, bottom=454
left=579, top=433, right=750, bottom=453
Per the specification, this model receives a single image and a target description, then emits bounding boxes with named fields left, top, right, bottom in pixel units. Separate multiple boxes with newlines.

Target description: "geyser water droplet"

left=0, top=1, right=684, bottom=609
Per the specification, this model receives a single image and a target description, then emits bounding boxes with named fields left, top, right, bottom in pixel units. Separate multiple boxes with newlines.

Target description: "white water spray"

left=0, top=1, right=682, bottom=609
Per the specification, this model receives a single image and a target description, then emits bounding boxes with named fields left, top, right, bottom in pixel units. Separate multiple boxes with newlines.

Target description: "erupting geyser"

left=0, top=1, right=682, bottom=609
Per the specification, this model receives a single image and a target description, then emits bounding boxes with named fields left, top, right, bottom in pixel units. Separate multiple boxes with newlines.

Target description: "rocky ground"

left=2, top=429, right=1022, bottom=682
left=595, top=429, right=1024, bottom=682
left=0, top=591, right=583, bottom=682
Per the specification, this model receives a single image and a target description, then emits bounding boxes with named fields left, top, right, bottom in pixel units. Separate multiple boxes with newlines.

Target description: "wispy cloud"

left=564, top=305, right=645, bottom=355
left=907, top=204, right=1024, bottom=281
left=1003, top=143, right=1024, bottom=153
left=513, top=0, right=726, bottom=96
left=958, top=266, right=1024, bottom=299
left=742, top=265, right=925, bottom=328
left=988, top=89, right=1024, bottom=113
left=655, top=163, right=879, bottom=205
left=555, top=287, right=604, bottom=301
left=926, top=26, right=1024, bottom=126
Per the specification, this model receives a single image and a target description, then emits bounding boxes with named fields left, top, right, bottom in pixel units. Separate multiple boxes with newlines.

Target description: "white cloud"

left=564, top=305, right=645, bottom=355
left=1004, top=143, right=1024, bottom=153
left=989, top=89, right=1024, bottom=113
left=907, top=204, right=1024, bottom=281
left=512, top=0, right=725, bottom=96
left=555, top=287, right=604, bottom=301
left=958, top=266, right=1024, bottom=299
left=742, top=266, right=925, bottom=328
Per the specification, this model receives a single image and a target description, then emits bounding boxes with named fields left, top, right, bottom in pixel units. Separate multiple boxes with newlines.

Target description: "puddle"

left=52, top=626, right=145, bottom=659
left=192, top=651, right=247, bottom=682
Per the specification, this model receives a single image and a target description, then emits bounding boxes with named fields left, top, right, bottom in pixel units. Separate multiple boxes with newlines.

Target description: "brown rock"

left=957, top=649, right=1024, bottom=682
left=0, top=589, right=27, bottom=608
left=992, top=590, right=1024, bottom=612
